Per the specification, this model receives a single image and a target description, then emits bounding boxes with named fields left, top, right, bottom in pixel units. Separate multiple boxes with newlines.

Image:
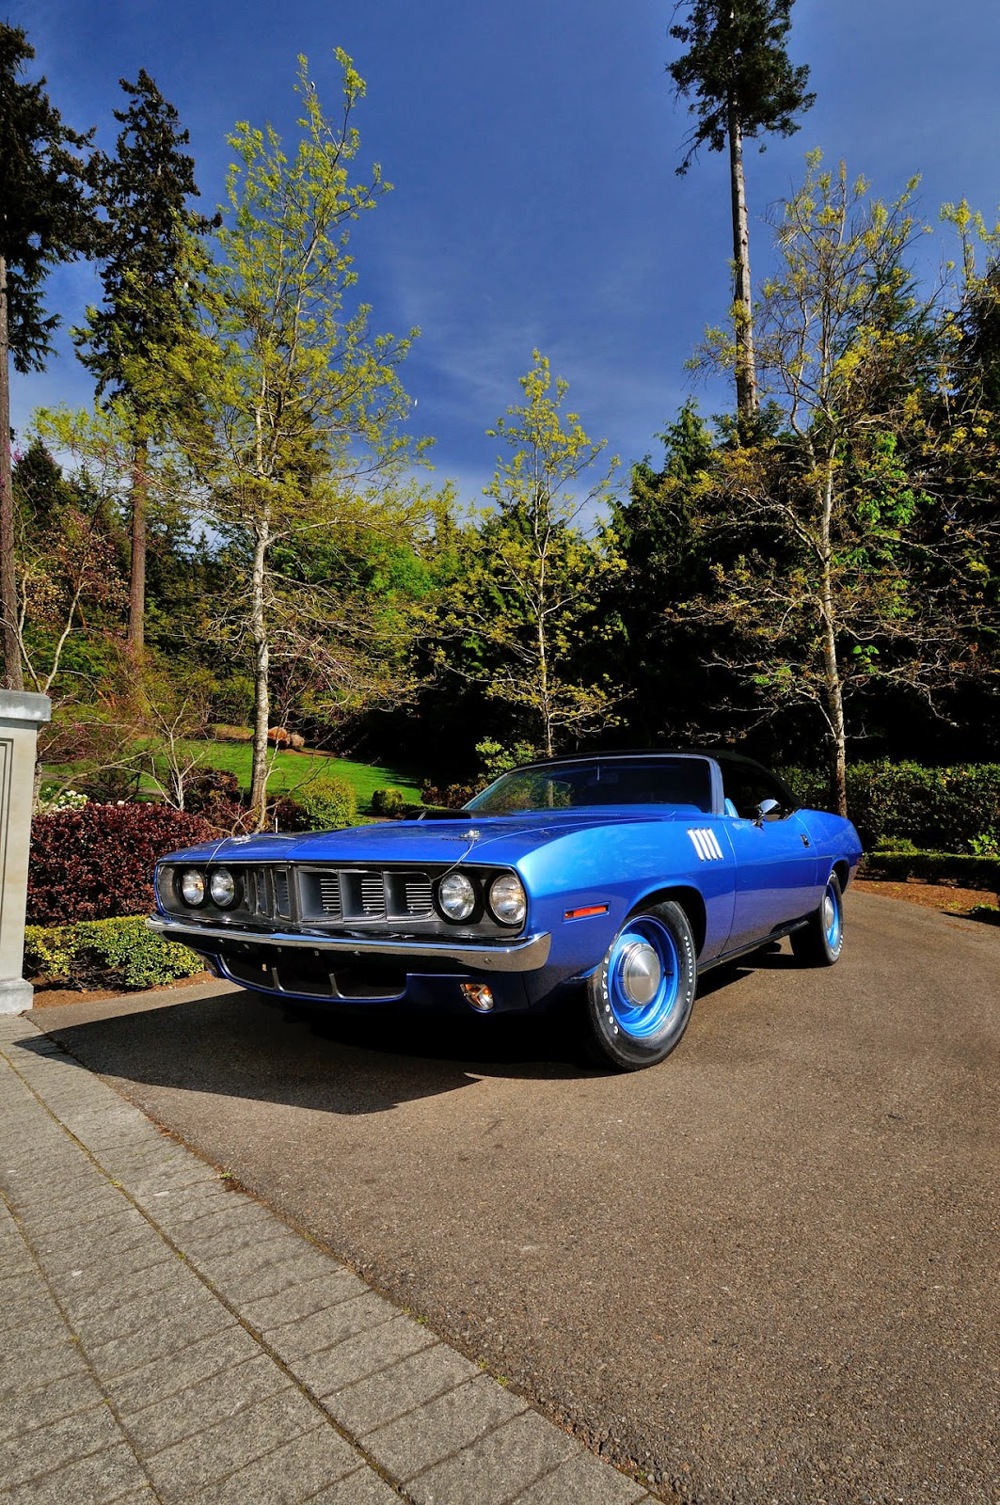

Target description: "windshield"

left=465, top=758, right=713, bottom=815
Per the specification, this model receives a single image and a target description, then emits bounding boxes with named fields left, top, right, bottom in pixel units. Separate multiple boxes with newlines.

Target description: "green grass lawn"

left=45, top=739, right=423, bottom=813
left=170, top=740, right=423, bottom=809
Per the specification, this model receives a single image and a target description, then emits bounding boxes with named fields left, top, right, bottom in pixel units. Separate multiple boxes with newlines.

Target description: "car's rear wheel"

left=790, top=872, right=844, bottom=965
left=584, top=901, right=698, bottom=1071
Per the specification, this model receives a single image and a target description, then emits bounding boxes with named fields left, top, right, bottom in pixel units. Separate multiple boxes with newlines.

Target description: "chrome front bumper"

left=147, top=914, right=552, bottom=973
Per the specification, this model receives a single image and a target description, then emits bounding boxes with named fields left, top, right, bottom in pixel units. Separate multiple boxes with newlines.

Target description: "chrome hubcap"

left=822, top=895, right=835, bottom=931
left=619, top=942, right=662, bottom=1006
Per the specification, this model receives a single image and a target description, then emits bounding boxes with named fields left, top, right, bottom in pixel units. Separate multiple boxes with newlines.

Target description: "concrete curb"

left=0, top=1011, right=655, bottom=1504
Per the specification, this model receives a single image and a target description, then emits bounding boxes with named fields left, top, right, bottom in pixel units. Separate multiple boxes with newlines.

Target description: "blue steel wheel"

left=791, top=872, right=844, bottom=966
left=585, top=901, right=698, bottom=1071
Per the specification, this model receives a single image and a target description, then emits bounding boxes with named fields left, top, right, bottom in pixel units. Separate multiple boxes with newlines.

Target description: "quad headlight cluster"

left=176, top=866, right=240, bottom=909
left=435, top=870, right=526, bottom=928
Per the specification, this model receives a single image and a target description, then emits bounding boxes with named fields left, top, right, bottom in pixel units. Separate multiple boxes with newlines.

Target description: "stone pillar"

left=0, top=691, right=51, bottom=1014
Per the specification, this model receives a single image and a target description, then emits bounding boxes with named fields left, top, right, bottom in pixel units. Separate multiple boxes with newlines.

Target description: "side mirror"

left=754, top=797, right=781, bottom=826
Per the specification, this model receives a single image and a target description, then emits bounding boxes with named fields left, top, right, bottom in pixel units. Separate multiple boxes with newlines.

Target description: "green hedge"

left=779, top=761, right=1000, bottom=851
left=859, top=851, right=1000, bottom=892
left=24, top=917, right=205, bottom=992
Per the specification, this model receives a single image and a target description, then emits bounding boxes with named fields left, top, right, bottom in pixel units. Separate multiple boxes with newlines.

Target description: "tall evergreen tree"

left=0, top=23, right=94, bottom=689
left=76, top=70, right=211, bottom=656
left=668, top=1, right=813, bottom=427
left=606, top=403, right=718, bottom=744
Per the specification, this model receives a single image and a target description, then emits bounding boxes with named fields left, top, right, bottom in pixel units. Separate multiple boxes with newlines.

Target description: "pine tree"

left=0, top=24, right=94, bottom=689
left=668, top=1, right=813, bottom=427
left=76, top=70, right=212, bottom=656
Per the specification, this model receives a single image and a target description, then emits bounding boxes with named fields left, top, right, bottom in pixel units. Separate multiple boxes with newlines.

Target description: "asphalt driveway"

left=31, top=892, right=1000, bottom=1504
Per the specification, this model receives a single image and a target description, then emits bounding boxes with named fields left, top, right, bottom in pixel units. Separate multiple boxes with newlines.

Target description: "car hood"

left=159, top=807, right=705, bottom=870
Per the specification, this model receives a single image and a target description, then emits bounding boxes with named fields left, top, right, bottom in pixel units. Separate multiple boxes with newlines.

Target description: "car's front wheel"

left=584, top=901, right=698, bottom=1071
left=790, top=872, right=844, bottom=965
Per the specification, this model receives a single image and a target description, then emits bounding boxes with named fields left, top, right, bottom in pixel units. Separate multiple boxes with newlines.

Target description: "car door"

left=719, top=764, right=821, bottom=950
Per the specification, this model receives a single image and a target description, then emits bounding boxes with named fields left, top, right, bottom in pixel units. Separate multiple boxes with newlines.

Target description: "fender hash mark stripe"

left=688, top=828, right=724, bottom=861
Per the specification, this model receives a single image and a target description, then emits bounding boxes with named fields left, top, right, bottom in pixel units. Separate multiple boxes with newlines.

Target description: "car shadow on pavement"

left=25, top=985, right=593, bottom=1120
left=25, top=940, right=791, bottom=1117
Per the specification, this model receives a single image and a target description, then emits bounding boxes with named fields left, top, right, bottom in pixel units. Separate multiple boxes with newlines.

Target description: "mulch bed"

left=852, top=876, right=998, bottom=918
left=30, top=970, right=213, bottom=1009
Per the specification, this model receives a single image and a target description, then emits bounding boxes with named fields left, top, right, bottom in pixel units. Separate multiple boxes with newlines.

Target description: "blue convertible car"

left=149, top=751, right=862, bottom=1070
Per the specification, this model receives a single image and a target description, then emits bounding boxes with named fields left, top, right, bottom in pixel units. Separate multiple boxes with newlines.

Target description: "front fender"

left=517, top=819, right=737, bottom=974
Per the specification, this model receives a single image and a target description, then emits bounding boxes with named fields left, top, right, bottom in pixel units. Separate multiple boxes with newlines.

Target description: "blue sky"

left=8, top=0, right=1000, bottom=503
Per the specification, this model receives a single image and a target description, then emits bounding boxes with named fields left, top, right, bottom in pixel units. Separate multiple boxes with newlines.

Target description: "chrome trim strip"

left=146, top=915, right=552, bottom=973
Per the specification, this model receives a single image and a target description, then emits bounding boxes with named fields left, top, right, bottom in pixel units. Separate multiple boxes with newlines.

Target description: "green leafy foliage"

left=668, top=2, right=814, bottom=420
left=6, top=34, right=999, bottom=795
left=36, top=785, right=88, bottom=814
left=24, top=917, right=204, bottom=991
left=171, top=53, right=426, bottom=821
left=371, top=787, right=406, bottom=819
left=859, top=852, right=1000, bottom=893
left=419, top=779, right=478, bottom=810
left=781, top=761, right=1000, bottom=851
left=681, top=157, right=987, bottom=812
left=436, top=353, right=622, bottom=759
left=474, top=739, right=538, bottom=781
left=296, top=778, right=358, bottom=832
left=12, top=429, right=129, bottom=700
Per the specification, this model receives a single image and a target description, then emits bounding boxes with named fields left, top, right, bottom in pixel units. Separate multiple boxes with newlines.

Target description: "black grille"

left=360, top=873, right=386, bottom=917
left=297, top=868, right=436, bottom=926
left=316, top=874, right=343, bottom=920
left=242, top=867, right=290, bottom=920
left=165, top=863, right=441, bottom=929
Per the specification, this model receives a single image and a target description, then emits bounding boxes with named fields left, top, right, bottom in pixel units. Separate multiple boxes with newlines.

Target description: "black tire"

left=584, top=900, right=698, bottom=1071
left=790, top=872, right=844, bottom=966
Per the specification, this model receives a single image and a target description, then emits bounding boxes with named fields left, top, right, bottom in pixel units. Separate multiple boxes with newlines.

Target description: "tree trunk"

left=249, top=517, right=271, bottom=827
left=0, top=254, right=24, bottom=691
left=128, top=434, right=148, bottom=657
left=822, top=605, right=848, bottom=818
left=818, top=465, right=847, bottom=817
left=727, top=97, right=758, bottom=427
left=536, top=596, right=554, bottom=759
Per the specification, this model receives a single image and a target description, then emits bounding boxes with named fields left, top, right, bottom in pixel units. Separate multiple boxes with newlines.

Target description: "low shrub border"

left=859, top=851, right=1000, bottom=892
left=24, top=917, right=205, bottom=992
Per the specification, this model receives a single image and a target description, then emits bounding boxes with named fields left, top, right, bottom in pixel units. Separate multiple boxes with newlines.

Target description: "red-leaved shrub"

left=28, top=803, right=220, bottom=925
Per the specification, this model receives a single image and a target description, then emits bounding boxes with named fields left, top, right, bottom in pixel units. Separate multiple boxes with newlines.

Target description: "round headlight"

left=488, top=873, right=527, bottom=927
left=180, top=868, right=206, bottom=906
left=209, top=867, right=238, bottom=907
left=438, top=871, right=477, bottom=921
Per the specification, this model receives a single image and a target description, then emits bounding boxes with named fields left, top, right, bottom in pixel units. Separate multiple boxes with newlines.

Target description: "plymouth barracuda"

left=148, top=750, right=862, bottom=1070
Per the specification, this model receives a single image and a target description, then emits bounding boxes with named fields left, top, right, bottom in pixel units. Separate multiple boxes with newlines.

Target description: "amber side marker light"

left=564, top=904, right=610, bottom=920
